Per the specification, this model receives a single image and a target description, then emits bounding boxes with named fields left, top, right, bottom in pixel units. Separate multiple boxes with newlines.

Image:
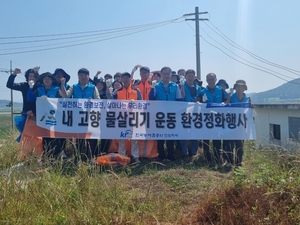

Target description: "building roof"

left=254, top=103, right=300, bottom=109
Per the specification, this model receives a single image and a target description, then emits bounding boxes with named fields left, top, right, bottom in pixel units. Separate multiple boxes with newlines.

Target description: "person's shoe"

left=225, top=162, right=233, bottom=168
left=182, top=154, right=189, bottom=160
left=167, top=156, right=175, bottom=161
left=132, top=157, right=141, bottom=164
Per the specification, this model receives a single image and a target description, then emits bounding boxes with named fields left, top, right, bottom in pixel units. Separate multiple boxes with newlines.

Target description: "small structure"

left=254, top=103, right=300, bottom=151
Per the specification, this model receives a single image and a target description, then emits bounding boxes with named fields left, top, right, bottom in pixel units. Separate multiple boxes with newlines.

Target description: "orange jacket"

left=116, top=85, right=142, bottom=100
left=134, top=79, right=152, bottom=100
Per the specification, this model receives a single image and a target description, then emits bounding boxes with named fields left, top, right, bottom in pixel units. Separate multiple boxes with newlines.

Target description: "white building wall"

left=255, top=106, right=300, bottom=150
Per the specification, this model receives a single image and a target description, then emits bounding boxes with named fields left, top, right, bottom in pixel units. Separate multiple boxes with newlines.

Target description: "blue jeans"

left=180, top=140, right=199, bottom=156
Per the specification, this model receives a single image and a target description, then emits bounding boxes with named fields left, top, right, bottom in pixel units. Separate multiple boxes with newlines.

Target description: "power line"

left=199, top=33, right=300, bottom=85
left=0, top=17, right=183, bottom=55
left=0, top=19, right=182, bottom=51
left=0, top=18, right=182, bottom=40
left=0, top=26, right=165, bottom=51
left=185, top=20, right=300, bottom=84
left=199, top=26, right=297, bottom=80
left=0, top=19, right=180, bottom=45
left=204, top=20, right=300, bottom=75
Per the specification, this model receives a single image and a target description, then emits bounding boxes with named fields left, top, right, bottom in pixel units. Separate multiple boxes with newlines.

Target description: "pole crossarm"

left=183, top=12, right=208, bottom=17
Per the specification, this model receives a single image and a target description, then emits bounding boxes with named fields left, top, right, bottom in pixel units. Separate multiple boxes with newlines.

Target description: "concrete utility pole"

left=10, top=60, right=14, bottom=129
left=184, top=7, right=208, bottom=80
left=0, top=61, right=14, bottom=129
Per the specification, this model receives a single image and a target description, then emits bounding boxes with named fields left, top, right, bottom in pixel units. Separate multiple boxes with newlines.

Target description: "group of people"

left=6, top=64, right=250, bottom=168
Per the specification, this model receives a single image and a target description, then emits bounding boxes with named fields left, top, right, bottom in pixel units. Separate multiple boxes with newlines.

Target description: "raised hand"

left=13, top=68, right=21, bottom=75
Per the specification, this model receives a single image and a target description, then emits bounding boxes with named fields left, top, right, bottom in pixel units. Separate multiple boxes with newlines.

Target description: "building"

left=254, top=103, right=300, bottom=151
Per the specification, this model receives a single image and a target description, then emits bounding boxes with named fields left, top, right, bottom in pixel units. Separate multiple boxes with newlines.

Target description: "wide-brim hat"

left=233, top=80, right=247, bottom=90
left=194, top=78, right=203, bottom=87
left=38, top=72, right=58, bottom=86
left=216, top=79, right=229, bottom=89
left=53, top=68, right=70, bottom=83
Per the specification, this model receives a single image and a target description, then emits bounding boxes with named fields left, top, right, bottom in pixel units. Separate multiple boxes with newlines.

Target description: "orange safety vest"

left=116, top=85, right=139, bottom=100
left=134, top=79, right=152, bottom=100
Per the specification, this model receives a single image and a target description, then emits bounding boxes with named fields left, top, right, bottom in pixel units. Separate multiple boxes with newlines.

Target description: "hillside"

left=250, top=78, right=300, bottom=103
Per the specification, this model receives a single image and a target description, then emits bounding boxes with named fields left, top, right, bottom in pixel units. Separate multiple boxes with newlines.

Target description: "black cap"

left=121, top=72, right=131, bottom=77
left=140, top=66, right=150, bottom=72
left=104, top=74, right=112, bottom=79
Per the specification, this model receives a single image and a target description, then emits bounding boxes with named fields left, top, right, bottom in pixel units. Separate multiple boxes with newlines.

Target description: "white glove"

left=28, top=80, right=35, bottom=88
left=132, top=66, right=138, bottom=73
left=131, top=64, right=142, bottom=73
left=40, top=95, right=48, bottom=101
left=33, top=66, right=40, bottom=72
left=106, top=79, right=112, bottom=87
left=179, top=77, right=185, bottom=85
left=151, top=80, right=157, bottom=88
left=202, top=93, right=207, bottom=103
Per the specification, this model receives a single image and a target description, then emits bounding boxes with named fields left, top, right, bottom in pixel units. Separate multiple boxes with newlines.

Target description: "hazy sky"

left=1, top=0, right=300, bottom=102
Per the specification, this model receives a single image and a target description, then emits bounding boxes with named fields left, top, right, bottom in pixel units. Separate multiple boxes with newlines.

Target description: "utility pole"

left=10, top=60, right=14, bottom=129
left=0, top=61, right=14, bottom=129
left=184, top=7, right=208, bottom=80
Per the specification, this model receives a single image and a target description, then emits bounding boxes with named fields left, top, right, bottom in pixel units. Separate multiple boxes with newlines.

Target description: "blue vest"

left=230, top=93, right=249, bottom=103
left=37, top=85, right=59, bottom=98
left=73, top=83, right=95, bottom=99
left=155, top=81, right=177, bottom=101
left=201, top=85, right=226, bottom=103
left=183, top=82, right=201, bottom=102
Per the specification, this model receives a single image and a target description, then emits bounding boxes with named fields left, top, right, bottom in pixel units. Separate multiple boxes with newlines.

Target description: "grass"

left=1, top=114, right=300, bottom=224
left=0, top=114, right=13, bottom=138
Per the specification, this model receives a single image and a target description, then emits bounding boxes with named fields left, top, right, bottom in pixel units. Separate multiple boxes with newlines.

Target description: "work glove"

left=33, top=66, right=40, bottom=72
left=131, top=64, right=142, bottom=73
left=202, top=93, right=207, bottom=103
left=40, top=95, right=48, bottom=101
left=179, top=77, right=185, bottom=85
left=151, top=80, right=157, bottom=88
left=106, top=79, right=112, bottom=87
left=28, top=80, right=35, bottom=89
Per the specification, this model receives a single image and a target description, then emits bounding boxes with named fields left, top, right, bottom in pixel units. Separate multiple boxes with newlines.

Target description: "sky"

left=1, top=0, right=300, bottom=102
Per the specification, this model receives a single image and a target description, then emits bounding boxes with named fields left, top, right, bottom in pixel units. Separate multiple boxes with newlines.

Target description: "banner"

left=36, top=98, right=256, bottom=140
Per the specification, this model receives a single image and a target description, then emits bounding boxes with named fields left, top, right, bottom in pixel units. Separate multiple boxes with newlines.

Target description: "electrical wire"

left=0, top=20, right=180, bottom=51
left=199, top=26, right=297, bottom=80
left=185, top=21, right=300, bottom=85
left=204, top=20, right=300, bottom=75
left=0, top=18, right=180, bottom=45
left=0, top=17, right=184, bottom=55
left=201, top=34, right=300, bottom=85
left=0, top=17, right=182, bottom=40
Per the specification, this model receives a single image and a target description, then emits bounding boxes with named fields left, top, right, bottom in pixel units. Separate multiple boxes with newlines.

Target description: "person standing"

left=133, top=66, right=159, bottom=159
left=53, top=68, right=71, bottom=91
left=226, top=80, right=250, bottom=167
left=198, top=73, right=228, bottom=166
left=149, top=66, right=182, bottom=161
left=61, top=68, right=100, bottom=161
left=27, top=72, right=62, bottom=160
left=113, top=72, right=142, bottom=163
left=6, top=67, right=39, bottom=142
left=181, top=69, right=202, bottom=158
